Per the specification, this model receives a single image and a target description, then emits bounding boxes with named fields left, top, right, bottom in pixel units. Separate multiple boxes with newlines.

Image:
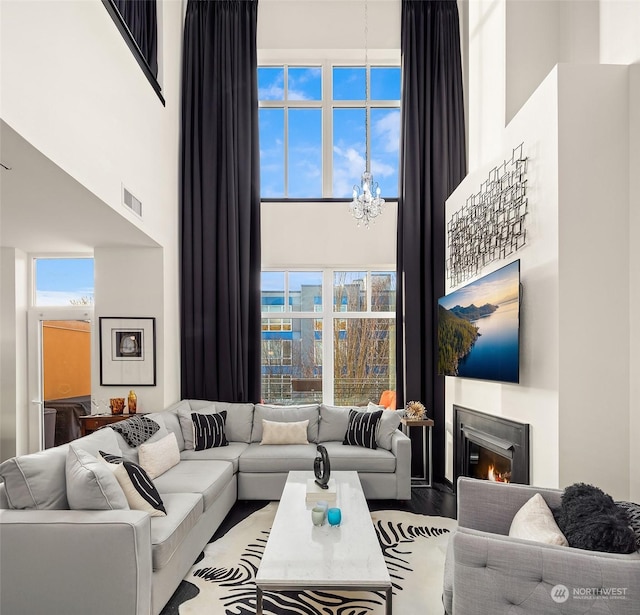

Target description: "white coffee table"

left=255, top=470, right=392, bottom=614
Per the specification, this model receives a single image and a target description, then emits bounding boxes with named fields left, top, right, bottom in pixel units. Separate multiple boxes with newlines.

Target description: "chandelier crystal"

left=350, top=171, right=385, bottom=228
left=349, top=0, right=384, bottom=228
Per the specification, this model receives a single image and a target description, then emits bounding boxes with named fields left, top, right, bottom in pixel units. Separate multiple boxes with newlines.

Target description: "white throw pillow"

left=260, top=419, right=309, bottom=445
left=509, top=493, right=568, bottom=546
left=138, top=432, right=180, bottom=479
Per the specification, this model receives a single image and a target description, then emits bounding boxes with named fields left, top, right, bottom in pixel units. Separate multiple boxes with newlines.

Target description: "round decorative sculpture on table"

left=405, top=400, right=426, bottom=420
left=314, top=444, right=331, bottom=489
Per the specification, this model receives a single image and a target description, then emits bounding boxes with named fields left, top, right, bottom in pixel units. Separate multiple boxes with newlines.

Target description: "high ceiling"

left=0, top=120, right=158, bottom=254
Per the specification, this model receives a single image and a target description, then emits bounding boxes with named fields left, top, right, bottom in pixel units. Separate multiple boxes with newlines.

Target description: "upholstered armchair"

left=443, top=477, right=640, bottom=614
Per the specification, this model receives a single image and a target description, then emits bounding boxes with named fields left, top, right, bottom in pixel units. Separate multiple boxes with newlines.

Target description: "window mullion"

left=323, top=60, right=332, bottom=198
left=323, top=268, right=334, bottom=405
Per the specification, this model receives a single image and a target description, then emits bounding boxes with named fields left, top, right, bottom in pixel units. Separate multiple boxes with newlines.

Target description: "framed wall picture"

left=99, top=317, right=156, bottom=386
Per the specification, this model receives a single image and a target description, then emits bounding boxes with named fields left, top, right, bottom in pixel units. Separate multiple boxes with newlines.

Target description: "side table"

left=79, top=413, right=135, bottom=436
left=400, top=417, right=434, bottom=488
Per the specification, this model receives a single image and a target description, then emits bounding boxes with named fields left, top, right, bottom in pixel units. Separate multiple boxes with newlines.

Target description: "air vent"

left=122, top=185, right=142, bottom=217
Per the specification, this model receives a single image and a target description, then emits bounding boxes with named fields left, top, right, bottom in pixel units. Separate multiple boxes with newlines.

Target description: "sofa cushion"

left=187, top=399, right=255, bottom=444
left=509, top=493, right=568, bottom=546
left=0, top=428, right=120, bottom=510
left=179, top=442, right=248, bottom=472
left=100, top=453, right=166, bottom=517
left=372, top=407, right=401, bottom=451
left=193, top=412, right=229, bottom=450
left=156, top=409, right=185, bottom=450
left=152, top=460, right=234, bottom=511
left=177, top=401, right=217, bottom=449
left=239, top=443, right=317, bottom=473
left=320, top=441, right=397, bottom=473
left=138, top=432, right=181, bottom=479
left=65, top=445, right=129, bottom=510
left=150, top=492, right=203, bottom=570
left=261, top=419, right=309, bottom=445
left=343, top=409, right=383, bottom=449
left=252, top=404, right=319, bottom=443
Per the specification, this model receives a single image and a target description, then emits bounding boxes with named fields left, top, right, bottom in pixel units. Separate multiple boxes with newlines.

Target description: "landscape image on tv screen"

left=438, top=260, right=520, bottom=383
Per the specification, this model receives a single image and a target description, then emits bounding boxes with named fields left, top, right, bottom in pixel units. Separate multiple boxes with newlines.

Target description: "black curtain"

left=113, top=0, right=158, bottom=77
left=397, top=0, right=466, bottom=481
left=180, top=0, right=261, bottom=403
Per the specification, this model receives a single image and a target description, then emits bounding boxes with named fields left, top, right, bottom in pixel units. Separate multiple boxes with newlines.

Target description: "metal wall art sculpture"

left=447, top=143, right=528, bottom=287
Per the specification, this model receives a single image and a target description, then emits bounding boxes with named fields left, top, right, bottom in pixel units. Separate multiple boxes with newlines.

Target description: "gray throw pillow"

left=318, top=404, right=354, bottom=442
left=0, top=428, right=120, bottom=510
left=177, top=401, right=216, bottom=449
left=371, top=405, right=401, bottom=451
left=66, top=445, right=129, bottom=510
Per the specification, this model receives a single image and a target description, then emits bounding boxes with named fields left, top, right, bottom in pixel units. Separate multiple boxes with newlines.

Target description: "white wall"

left=0, top=249, right=28, bottom=457
left=445, top=68, right=561, bottom=489
left=452, top=0, right=639, bottom=499
left=629, top=64, right=640, bottom=502
left=556, top=65, right=630, bottom=497
left=0, top=0, right=182, bottom=451
left=93, top=247, right=166, bottom=413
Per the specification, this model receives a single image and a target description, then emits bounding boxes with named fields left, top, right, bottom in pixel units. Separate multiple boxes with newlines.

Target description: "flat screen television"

left=438, top=260, right=520, bottom=383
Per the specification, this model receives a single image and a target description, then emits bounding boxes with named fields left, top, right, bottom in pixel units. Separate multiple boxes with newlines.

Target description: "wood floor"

left=160, top=482, right=456, bottom=614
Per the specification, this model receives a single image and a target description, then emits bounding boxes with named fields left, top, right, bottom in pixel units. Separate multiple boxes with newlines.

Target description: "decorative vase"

left=128, top=390, right=137, bottom=414
left=110, top=397, right=125, bottom=415
left=311, top=506, right=326, bottom=526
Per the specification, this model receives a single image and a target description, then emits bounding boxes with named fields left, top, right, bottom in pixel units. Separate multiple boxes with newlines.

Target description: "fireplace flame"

left=487, top=465, right=510, bottom=483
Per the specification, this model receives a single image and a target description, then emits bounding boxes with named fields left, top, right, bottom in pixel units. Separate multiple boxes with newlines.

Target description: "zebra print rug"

left=178, top=503, right=456, bottom=614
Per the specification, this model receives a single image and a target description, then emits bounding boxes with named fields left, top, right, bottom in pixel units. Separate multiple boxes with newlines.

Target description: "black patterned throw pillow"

left=343, top=409, right=383, bottom=450
left=616, top=501, right=640, bottom=550
left=109, top=415, right=160, bottom=447
left=99, top=451, right=166, bottom=516
left=192, top=411, right=228, bottom=451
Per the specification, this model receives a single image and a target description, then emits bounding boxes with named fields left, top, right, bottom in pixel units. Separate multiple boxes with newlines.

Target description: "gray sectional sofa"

left=0, top=400, right=411, bottom=615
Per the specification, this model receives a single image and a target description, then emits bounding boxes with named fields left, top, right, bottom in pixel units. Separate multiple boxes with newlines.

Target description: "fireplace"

left=454, top=405, right=530, bottom=486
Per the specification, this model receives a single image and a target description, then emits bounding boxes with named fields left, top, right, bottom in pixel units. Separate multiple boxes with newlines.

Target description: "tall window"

left=258, top=64, right=400, bottom=199
left=261, top=270, right=396, bottom=405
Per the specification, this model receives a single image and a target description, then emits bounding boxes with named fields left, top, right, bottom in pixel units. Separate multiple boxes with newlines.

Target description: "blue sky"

left=35, top=258, right=94, bottom=306
left=258, top=66, right=400, bottom=199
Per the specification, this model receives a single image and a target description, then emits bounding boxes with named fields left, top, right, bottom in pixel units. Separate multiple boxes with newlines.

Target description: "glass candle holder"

left=311, top=506, right=326, bottom=526
left=327, top=507, right=342, bottom=527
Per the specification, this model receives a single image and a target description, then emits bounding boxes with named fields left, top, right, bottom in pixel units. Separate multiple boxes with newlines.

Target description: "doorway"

left=28, top=310, right=92, bottom=451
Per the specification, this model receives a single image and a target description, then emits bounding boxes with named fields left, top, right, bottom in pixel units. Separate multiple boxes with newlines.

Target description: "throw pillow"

left=615, top=501, right=640, bottom=551
left=138, top=432, right=181, bottom=479
left=110, top=415, right=161, bottom=447
left=65, top=446, right=129, bottom=511
left=177, top=402, right=217, bottom=449
left=192, top=412, right=229, bottom=451
left=367, top=403, right=401, bottom=451
left=343, top=409, right=383, bottom=450
left=260, top=419, right=309, bottom=445
left=508, top=493, right=568, bottom=546
left=99, top=451, right=166, bottom=517
left=556, top=483, right=636, bottom=553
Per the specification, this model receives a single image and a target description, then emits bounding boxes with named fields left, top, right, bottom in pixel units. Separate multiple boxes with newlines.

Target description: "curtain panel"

left=397, top=0, right=467, bottom=480
left=180, top=0, right=261, bottom=403
left=113, top=0, right=158, bottom=77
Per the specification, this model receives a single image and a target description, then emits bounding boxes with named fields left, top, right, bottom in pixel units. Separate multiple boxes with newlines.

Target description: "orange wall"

left=43, top=320, right=91, bottom=400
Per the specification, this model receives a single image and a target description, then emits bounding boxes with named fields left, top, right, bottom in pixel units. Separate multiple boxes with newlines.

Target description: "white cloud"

left=36, top=290, right=94, bottom=306
left=373, top=110, right=400, bottom=154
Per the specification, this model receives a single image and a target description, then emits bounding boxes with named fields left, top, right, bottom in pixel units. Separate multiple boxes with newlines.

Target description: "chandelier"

left=349, top=0, right=385, bottom=228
